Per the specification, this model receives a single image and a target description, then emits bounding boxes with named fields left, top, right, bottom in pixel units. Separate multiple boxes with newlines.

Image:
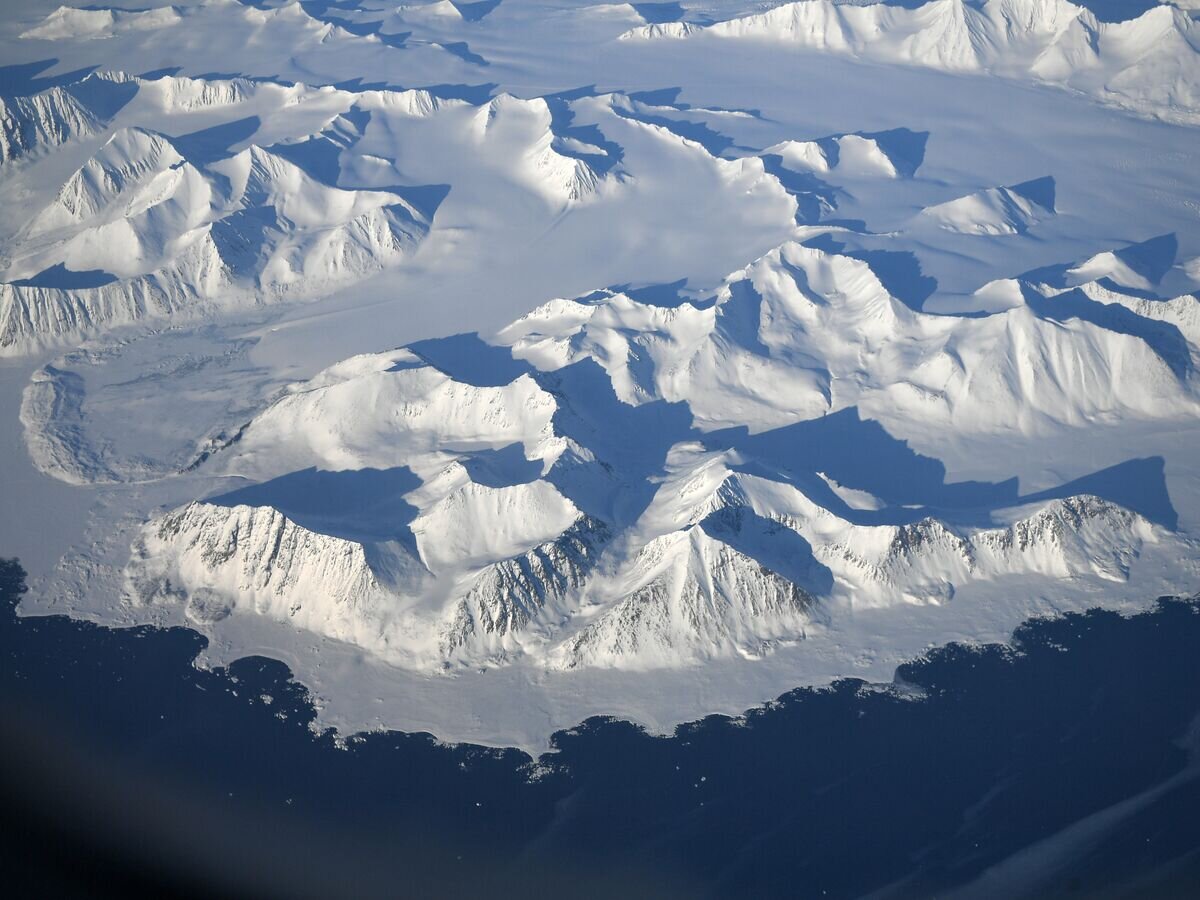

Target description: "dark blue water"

left=2, top=558, right=1198, bottom=898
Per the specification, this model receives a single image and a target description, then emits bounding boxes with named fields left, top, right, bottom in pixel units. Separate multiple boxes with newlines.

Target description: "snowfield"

left=1, top=0, right=1199, bottom=750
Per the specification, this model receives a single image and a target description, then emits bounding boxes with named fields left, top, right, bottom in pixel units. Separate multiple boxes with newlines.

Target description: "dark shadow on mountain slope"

left=542, top=360, right=695, bottom=523
left=333, top=105, right=371, bottom=139
left=615, top=279, right=693, bottom=309
left=207, top=466, right=421, bottom=545
left=0, top=60, right=98, bottom=94
left=544, top=92, right=625, bottom=176
left=209, top=207, right=281, bottom=277
left=0, top=66, right=138, bottom=124
left=65, top=75, right=139, bottom=119
left=627, top=86, right=683, bottom=106
left=1023, top=456, right=1177, bottom=531
left=138, top=66, right=182, bottom=80
left=461, top=444, right=543, bottom=488
left=803, top=233, right=936, bottom=310
left=290, top=0, right=364, bottom=12
left=385, top=183, right=451, bottom=220
left=610, top=99, right=736, bottom=158
left=333, top=76, right=403, bottom=92
left=622, top=87, right=761, bottom=118
left=173, top=116, right=261, bottom=165
left=1022, top=233, right=1179, bottom=296
left=10, top=264, right=117, bottom=290
left=858, top=127, right=929, bottom=178
left=788, top=127, right=928, bottom=179
left=1011, top=174, right=1057, bottom=211
left=714, top=410, right=1177, bottom=530
left=847, top=249, right=936, bottom=310
left=709, top=409, right=1018, bottom=512
left=437, top=41, right=489, bottom=66
left=408, top=332, right=532, bottom=387
left=632, top=2, right=685, bottom=24
left=1117, top=232, right=1180, bottom=284
left=1073, top=0, right=1160, bottom=22
left=266, top=137, right=345, bottom=184
left=193, top=72, right=254, bottom=82
left=452, top=0, right=503, bottom=21
left=299, top=2, right=411, bottom=48
left=419, top=82, right=496, bottom=103
left=1025, top=287, right=1192, bottom=380
left=701, top=506, right=835, bottom=595
left=268, top=107, right=379, bottom=182
left=717, top=280, right=780, bottom=358
left=264, top=106, right=367, bottom=177
left=759, top=155, right=840, bottom=225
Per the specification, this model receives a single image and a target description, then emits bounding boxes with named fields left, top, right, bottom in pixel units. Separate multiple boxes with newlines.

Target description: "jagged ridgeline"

left=123, top=232, right=1197, bottom=673
left=623, top=0, right=1200, bottom=125
left=0, top=74, right=628, bottom=355
left=4, top=0, right=1199, bottom=745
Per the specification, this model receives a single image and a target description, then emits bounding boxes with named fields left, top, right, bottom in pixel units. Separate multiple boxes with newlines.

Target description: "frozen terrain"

left=1, top=0, right=1199, bottom=750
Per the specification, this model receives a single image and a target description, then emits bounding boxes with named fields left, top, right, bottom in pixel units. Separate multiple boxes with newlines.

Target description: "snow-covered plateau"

left=2, top=0, right=1199, bottom=750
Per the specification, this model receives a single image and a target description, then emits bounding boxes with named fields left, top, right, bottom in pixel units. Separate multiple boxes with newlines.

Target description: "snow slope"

left=113, top=235, right=1198, bottom=675
left=916, top=177, right=1057, bottom=235
left=764, top=129, right=926, bottom=179
left=0, top=85, right=101, bottom=164
left=623, top=0, right=1200, bottom=123
left=0, top=75, right=801, bottom=355
left=0, top=127, right=431, bottom=353
left=499, top=240, right=1198, bottom=434
left=2, top=0, right=1199, bottom=747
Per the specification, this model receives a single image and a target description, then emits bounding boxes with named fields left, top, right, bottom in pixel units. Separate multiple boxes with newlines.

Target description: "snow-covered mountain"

left=498, top=240, right=1199, bottom=434
left=473, top=94, right=604, bottom=203
left=0, top=85, right=102, bottom=165
left=0, top=125, right=430, bottom=354
left=121, top=234, right=1197, bottom=673
left=5, top=0, right=1200, bottom=747
left=126, top=432, right=1174, bottom=672
left=763, top=128, right=927, bottom=179
left=916, top=177, right=1057, bottom=235
left=218, top=348, right=564, bottom=478
left=623, top=0, right=1200, bottom=123
left=21, top=4, right=184, bottom=41
left=2, top=76, right=740, bottom=355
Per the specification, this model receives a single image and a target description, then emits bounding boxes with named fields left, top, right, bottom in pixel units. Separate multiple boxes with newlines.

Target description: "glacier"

left=1, top=0, right=1199, bottom=750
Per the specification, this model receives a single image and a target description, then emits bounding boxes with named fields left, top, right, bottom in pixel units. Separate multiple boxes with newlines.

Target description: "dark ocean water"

left=2, top=558, right=1199, bottom=899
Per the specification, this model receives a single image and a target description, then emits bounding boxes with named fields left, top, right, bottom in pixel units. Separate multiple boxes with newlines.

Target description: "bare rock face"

left=440, top=515, right=611, bottom=658
left=118, top=236, right=1184, bottom=673
left=1, top=127, right=431, bottom=355
left=4, top=0, right=1195, bottom=750
left=555, top=527, right=815, bottom=670
left=0, top=86, right=101, bottom=165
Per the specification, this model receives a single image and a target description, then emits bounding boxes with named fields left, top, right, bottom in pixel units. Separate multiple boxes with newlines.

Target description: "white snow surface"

left=623, top=0, right=1200, bottom=125
left=1, top=0, right=1199, bottom=751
